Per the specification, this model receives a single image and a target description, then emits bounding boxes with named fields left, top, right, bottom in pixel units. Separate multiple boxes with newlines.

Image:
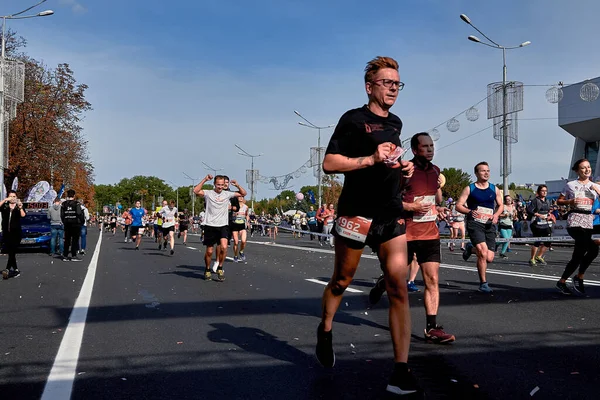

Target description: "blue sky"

left=4, top=0, right=600, bottom=198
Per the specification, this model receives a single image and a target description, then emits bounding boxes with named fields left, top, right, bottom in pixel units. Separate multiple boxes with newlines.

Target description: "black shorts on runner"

left=203, top=225, right=230, bottom=247
left=110, top=223, right=116, bottom=229
left=230, top=223, right=246, bottom=232
left=130, top=226, right=141, bottom=237
left=179, top=223, right=189, bottom=232
left=332, top=217, right=406, bottom=252
left=162, top=226, right=175, bottom=235
left=531, top=224, right=552, bottom=247
left=407, top=239, right=441, bottom=264
left=466, top=220, right=496, bottom=249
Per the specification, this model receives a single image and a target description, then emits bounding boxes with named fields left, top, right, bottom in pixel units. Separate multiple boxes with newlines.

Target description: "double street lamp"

left=183, top=172, right=201, bottom=216
left=460, top=13, right=530, bottom=193
left=235, top=144, right=262, bottom=211
left=1, top=0, right=53, bottom=198
left=294, top=110, right=334, bottom=209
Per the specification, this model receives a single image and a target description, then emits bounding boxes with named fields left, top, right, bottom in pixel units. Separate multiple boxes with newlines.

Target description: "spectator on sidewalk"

left=47, top=197, right=64, bottom=256
left=61, top=189, right=85, bottom=262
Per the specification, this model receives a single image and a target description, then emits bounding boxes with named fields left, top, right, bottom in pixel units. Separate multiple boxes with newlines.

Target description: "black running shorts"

left=162, top=226, right=175, bottom=235
left=230, top=223, right=246, bottom=232
left=531, top=224, right=552, bottom=247
left=332, top=217, right=406, bottom=252
left=407, top=239, right=441, bottom=264
left=130, top=226, right=141, bottom=237
left=203, top=225, right=230, bottom=246
left=466, top=220, right=496, bottom=249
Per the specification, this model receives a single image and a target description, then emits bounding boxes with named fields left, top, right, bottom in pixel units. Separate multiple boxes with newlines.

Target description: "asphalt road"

left=1, top=228, right=599, bottom=400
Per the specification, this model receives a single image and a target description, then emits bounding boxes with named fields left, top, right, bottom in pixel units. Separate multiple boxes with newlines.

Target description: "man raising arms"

left=315, top=56, right=418, bottom=395
left=455, top=162, right=503, bottom=293
left=369, top=132, right=455, bottom=344
left=194, top=175, right=246, bottom=282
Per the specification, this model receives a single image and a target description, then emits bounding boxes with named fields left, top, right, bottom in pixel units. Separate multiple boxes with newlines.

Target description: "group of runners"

left=309, top=55, right=600, bottom=396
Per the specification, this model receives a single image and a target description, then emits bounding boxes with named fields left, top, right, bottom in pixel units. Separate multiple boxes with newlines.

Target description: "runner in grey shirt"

left=194, top=174, right=247, bottom=281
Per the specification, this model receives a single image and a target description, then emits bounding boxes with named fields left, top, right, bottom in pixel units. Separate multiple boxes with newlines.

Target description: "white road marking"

left=41, top=230, right=103, bottom=400
left=305, top=278, right=363, bottom=293
left=250, top=240, right=600, bottom=286
left=187, top=246, right=197, bottom=250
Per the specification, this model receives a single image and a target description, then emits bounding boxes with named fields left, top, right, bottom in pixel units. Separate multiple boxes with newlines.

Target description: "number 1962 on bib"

left=335, top=216, right=372, bottom=243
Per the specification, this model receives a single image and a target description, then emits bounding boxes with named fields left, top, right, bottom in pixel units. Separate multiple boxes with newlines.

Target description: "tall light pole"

left=235, top=144, right=262, bottom=211
left=294, top=110, right=335, bottom=208
left=460, top=13, right=530, bottom=193
left=166, top=180, right=179, bottom=209
left=1, top=1, right=53, bottom=200
left=183, top=172, right=201, bottom=216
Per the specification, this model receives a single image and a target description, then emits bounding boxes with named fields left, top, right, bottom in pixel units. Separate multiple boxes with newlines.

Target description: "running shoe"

left=369, top=275, right=386, bottom=305
left=183, top=242, right=187, bottom=246
left=535, top=256, right=547, bottom=265
left=124, top=238, right=128, bottom=243
left=462, top=244, right=473, bottom=261
left=212, top=261, right=219, bottom=273
left=71, top=257, right=83, bottom=262
left=529, top=258, right=537, bottom=267
left=386, top=368, right=420, bottom=396
left=62, top=257, right=70, bottom=262
left=170, top=249, right=174, bottom=256
left=135, top=246, right=139, bottom=251
left=499, top=253, right=508, bottom=259
left=157, top=243, right=162, bottom=250
left=80, top=250, right=86, bottom=255
left=478, top=282, right=493, bottom=293
left=163, top=242, right=167, bottom=250
left=204, top=270, right=211, bottom=281
left=572, top=276, right=585, bottom=294
left=556, top=281, right=572, bottom=295
left=217, top=267, right=225, bottom=282
left=240, top=252, right=246, bottom=261
left=424, top=325, right=455, bottom=344
left=315, top=323, right=335, bottom=368
left=1, top=269, right=9, bottom=280
left=449, top=242, right=455, bottom=252
left=407, top=281, right=420, bottom=292
left=233, top=256, right=239, bottom=263
left=8, top=269, right=20, bottom=278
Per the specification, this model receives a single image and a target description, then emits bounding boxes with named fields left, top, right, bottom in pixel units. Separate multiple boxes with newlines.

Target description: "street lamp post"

left=0, top=1, right=53, bottom=199
left=183, top=172, right=201, bottom=216
left=294, top=110, right=335, bottom=209
left=166, top=180, right=179, bottom=209
left=235, top=144, right=262, bottom=211
left=460, top=13, right=530, bottom=193
left=202, top=162, right=223, bottom=177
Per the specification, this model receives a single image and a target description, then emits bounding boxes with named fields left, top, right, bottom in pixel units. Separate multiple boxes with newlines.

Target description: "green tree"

left=441, top=168, right=472, bottom=201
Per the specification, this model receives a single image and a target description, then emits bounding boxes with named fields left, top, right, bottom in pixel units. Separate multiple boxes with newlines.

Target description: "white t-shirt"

left=160, top=206, right=178, bottom=228
left=203, top=190, right=236, bottom=227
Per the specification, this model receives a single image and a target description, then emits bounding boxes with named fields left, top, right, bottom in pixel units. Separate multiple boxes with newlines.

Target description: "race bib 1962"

left=335, top=216, right=372, bottom=243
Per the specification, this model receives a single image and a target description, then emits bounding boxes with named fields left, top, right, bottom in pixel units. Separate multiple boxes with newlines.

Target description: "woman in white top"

left=556, top=158, right=600, bottom=295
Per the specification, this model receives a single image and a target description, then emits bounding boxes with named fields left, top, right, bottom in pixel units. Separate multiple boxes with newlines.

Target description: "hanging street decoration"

left=258, top=160, right=313, bottom=190
left=446, top=118, right=460, bottom=132
left=580, top=82, right=600, bottom=102
left=465, top=107, right=480, bottom=121
left=545, top=86, right=563, bottom=104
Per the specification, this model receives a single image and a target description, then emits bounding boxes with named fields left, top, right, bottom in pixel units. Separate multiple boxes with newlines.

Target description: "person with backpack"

left=61, top=189, right=85, bottom=262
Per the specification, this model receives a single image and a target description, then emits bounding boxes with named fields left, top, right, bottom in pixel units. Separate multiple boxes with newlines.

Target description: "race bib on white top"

left=473, top=206, right=493, bottom=223
left=412, top=196, right=437, bottom=223
left=574, top=189, right=594, bottom=212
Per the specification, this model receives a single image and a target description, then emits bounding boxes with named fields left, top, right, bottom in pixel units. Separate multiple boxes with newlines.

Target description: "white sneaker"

left=212, top=261, right=219, bottom=273
left=124, top=238, right=128, bottom=243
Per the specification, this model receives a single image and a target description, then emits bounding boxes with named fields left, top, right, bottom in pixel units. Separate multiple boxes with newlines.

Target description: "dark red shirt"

left=403, top=159, right=440, bottom=241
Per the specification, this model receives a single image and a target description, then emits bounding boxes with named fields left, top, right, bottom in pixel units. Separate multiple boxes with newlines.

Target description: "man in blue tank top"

left=455, top=162, right=504, bottom=293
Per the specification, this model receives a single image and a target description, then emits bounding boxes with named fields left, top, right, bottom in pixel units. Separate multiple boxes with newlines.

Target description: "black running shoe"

left=315, top=323, right=335, bottom=368
left=8, top=269, right=20, bottom=278
left=369, top=275, right=386, bottom=305
left=170, top=249, right=174, bottom=256
left=135, top=246, right=139, bottom=251
left=572, top=276, right=585, bottom=294
left=462, top=244, right=473, bottom=261
left=157, top=243, right=162, bottom=250
left=556, top=281, right=572, bottom=295
left=386, top=368, right=421, bottom=396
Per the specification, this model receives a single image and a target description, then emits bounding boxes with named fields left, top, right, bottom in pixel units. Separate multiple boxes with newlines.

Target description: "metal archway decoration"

left=446, top=118, right=460, bottom=133
left=545, top=86, right=564, bottom=104
left=580, top=82, right=600, bottom=102
left=465, top=107, right=479, bottom=122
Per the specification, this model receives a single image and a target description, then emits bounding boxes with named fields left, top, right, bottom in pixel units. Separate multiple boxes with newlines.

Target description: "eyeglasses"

left=372, top=79, right=405, bottom=90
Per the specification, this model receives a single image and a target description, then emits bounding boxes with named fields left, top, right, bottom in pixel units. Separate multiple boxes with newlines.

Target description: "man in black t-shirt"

left=314, top=56, right=419, bottom=396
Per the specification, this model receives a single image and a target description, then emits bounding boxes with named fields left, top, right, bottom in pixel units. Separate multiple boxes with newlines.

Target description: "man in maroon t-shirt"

left=370, top=132, right=455, bottom=344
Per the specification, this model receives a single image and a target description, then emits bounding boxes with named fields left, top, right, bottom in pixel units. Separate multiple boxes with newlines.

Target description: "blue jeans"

left=50, top=225, right=64, bottom=254
left=80, top=225, right=87, bottom=250
left=499, top=227, right=513, bottom=254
